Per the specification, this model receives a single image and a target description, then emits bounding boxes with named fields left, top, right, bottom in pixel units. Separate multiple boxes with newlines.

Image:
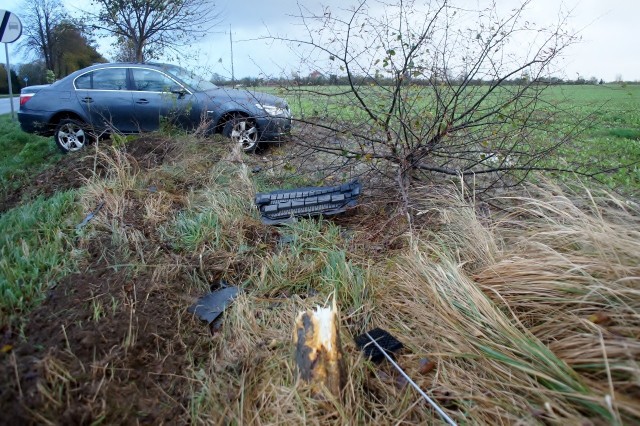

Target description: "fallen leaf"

left=418, top=358, right=436, bottom=375
left=588, top=312, right=611, bottom=325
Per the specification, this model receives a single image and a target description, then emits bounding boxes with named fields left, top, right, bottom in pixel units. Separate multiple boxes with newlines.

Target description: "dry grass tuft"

left=473, top=182, right=640, bottom=421
left=187, top=181, right=639, bottom=424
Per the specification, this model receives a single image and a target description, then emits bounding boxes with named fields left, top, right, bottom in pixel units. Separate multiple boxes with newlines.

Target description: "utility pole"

left=230, top=25, right=235, bottom=86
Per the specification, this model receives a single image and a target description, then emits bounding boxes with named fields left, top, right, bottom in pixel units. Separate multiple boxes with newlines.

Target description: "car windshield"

left=161, top=65, right=218, bottom=92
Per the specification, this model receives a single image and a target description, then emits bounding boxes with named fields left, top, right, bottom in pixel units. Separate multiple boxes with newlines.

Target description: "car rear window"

left=75, top=73, right=92, bottom=89
left=74, top=68, right=128, bottom=90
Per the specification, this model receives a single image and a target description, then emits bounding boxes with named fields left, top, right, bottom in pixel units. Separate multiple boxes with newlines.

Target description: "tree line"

left=2, top=0, right=218, bottom=93
left=213, top=73, right=635, bottom=89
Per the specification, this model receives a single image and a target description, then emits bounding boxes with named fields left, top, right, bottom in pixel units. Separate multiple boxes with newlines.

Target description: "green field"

left=546, top=85, right=640, bottom=189
left=1, top=84, right=639, bottom=194
left=266, top=83, right=640, bottom=193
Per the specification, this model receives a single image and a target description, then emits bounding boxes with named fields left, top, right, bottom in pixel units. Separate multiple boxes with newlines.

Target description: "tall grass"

left=5, top=129, right=637, bottom=424
left=185, top=179, right=640, bottom=424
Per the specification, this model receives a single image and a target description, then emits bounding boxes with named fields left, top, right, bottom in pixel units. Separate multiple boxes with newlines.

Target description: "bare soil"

left=0, top=254, right=196, bottom=424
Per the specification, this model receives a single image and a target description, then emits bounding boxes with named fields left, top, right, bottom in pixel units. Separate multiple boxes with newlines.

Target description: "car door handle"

left=81, top=97, right=93, bottom=103
left=136, top=99, right=149, bottom=104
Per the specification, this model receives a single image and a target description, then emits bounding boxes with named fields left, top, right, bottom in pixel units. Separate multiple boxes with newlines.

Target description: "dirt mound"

left=0, top=135, right=177, bottom=214
left=0, top=186, right=206, bottom=424
left=0, top=151, right=101, bottom=214
left=0, top=247, right=206, bottom=424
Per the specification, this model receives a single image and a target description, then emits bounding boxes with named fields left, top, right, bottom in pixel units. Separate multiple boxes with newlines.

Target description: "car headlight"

left=257, top=104, right=289, bottom=117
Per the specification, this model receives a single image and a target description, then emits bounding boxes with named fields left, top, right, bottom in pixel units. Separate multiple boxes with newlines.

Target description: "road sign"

left=0, top=10, right=22, bottom=43
left=2, top=10, right=21, bottom=121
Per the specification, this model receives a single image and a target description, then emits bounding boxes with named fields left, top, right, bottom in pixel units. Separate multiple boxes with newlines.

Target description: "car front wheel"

left=54, top=119, right=88, bottom=153
left=222, top=115, right=259, bottom=152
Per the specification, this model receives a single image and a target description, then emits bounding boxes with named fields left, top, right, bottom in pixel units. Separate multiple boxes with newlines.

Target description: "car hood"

left=203, top=87, right=287, bottom=107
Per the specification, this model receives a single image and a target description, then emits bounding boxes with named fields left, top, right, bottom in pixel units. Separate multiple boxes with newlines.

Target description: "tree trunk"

left=135, top=43, right=144, bottom=63
left=293, top=305, right=345, bottom=399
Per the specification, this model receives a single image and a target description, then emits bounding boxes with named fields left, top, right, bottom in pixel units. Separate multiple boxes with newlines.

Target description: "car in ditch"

left=18, top=63, right=292, bottom=152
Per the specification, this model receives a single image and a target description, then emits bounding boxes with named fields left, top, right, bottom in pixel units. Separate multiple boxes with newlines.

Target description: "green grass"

left=168, top=209, right=222, bottom=253
left=544, top=85, right=640, bottom=190
left=0, top=115, right=61, bottom=200
left=0, top=190, right=81, bottom=325
left=607, top=128, right=640, bottom=140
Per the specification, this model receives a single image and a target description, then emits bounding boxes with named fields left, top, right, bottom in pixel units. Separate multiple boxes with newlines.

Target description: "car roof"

left=85, top=62, right=172, bottom=70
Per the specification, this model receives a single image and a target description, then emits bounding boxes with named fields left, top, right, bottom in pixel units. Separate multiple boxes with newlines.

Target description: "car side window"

left=93, top=69, right=128, bottom=90
left=132, top=69, right=177, bottom=92
left=74, top=68, right=128, bottom=90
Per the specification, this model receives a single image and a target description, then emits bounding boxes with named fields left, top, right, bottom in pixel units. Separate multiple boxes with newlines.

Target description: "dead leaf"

left=418, top=358, right=436, bottom=375
left=588, top=312, right=611, bottom=325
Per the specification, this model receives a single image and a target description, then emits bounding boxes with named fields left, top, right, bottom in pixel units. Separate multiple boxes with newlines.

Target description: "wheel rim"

left=230, top=119, right=258, bottom=151
left=58, top=123, right=86, bottom=152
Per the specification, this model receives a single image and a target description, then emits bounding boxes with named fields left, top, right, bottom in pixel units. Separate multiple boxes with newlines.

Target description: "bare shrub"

left=271, top=0, right=587, bottom=209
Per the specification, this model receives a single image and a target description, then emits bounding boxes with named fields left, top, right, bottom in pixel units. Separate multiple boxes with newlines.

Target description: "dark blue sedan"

left=18, top=63, right=292, bottom=152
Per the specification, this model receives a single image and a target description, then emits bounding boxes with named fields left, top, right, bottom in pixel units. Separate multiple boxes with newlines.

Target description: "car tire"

left=54, top=118, right=89, bottom=153
left=222, top=115, right=259, bottom=153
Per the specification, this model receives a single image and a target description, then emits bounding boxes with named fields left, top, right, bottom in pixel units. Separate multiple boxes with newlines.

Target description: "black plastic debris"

left=255, top=180, right=361, bottom=225
left=188, top=286, right=239, bottom=324
left=76, top=201, right=105, bottom=230
left=355, top=327, right=404, bottom=363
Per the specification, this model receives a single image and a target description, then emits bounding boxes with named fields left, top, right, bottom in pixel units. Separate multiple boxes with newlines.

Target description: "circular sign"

left=0, top=10, right=23, bottom=43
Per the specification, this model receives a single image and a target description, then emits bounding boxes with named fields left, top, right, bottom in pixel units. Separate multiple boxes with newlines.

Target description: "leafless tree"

left=85, top=0, right=221, bottom=62
left=18, top=0, right=64, bottom=72
left=270, top=0, right=589, bottom=204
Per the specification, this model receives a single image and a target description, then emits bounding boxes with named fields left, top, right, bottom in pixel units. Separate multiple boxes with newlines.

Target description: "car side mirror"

left=170, top=85, right=187, bottom=98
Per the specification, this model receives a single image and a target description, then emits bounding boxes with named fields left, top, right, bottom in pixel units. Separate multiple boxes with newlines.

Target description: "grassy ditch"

left=0, top=128, right=638, bottom=423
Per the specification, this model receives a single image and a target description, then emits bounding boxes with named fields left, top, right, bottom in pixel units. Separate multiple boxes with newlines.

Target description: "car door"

left=130, top=68, right=201, bottom=132
left=74, top=67, right=136, bottom=132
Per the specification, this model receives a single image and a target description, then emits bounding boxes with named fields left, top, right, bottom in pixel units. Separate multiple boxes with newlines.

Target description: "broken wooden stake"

left=293, top=305, right=345, bottom=399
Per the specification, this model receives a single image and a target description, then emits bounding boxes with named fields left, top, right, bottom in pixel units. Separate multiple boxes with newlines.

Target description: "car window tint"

left=75, top=73, right=92, bottom=89
left=132, top=69, right=176, bottom=92
left=91, top=68, right=128, bottom=90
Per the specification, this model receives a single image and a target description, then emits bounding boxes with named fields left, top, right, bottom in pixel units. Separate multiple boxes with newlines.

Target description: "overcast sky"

left=2, top=0, right=638, bottom=82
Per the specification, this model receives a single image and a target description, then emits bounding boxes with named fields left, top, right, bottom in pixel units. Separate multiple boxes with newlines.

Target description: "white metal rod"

left=5, top=43, right=16, bottom=121
left=366, top=332, right=457, bottom=426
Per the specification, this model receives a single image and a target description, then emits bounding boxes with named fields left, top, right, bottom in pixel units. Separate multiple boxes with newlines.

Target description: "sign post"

left=0, top=10, right=23, bottom=121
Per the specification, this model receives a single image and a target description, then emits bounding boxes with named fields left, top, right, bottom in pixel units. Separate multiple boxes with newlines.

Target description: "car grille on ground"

left=255, top=180, right=362, bottom=225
